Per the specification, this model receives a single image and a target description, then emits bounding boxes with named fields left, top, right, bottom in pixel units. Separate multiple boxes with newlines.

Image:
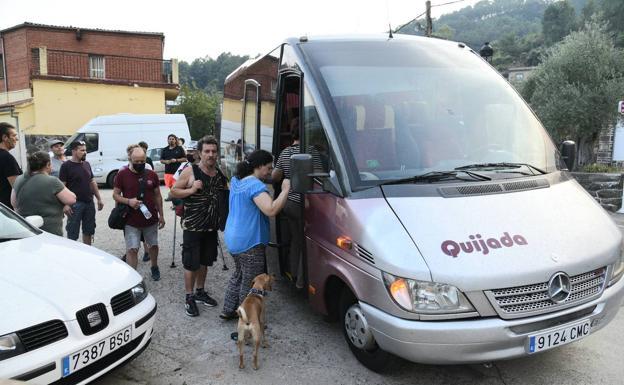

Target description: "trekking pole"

left=217, top=232, right=229, bottom=270
left=170, top=208, right=177, bottom=268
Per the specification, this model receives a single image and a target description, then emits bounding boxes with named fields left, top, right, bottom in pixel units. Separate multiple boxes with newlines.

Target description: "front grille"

left=16, top=320, right=68, bottom=351
left=486, top=267, right=607, bottom=319
left=111, top=290, right=135, bottom=316
left=76, top=303, right=109, bottom=336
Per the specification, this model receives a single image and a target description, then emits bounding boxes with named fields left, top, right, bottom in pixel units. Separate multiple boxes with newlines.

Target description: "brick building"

left=0, top=22, right=179, bottom=162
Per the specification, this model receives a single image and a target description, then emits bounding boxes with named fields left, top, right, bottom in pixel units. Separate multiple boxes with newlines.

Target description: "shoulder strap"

left=137, top=171, right=147, bottom=200
left=192, top=164, right=202, bottom=182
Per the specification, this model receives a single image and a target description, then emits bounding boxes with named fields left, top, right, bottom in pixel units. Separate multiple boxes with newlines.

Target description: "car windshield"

left=0, top=205, right=38, bottom=241
left=301, top=38, right=559, bottom=188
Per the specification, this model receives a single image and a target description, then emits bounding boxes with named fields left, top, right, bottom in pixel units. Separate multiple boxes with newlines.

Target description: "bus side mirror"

left=560, top=140, right=576, bottom=171
left=291, top=154, right=313, bottom=193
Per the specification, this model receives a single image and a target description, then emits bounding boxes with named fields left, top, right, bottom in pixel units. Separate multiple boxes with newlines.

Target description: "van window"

left=65, top=132, right=99, bottom=154
left=301, top=40, right=559, bottom=188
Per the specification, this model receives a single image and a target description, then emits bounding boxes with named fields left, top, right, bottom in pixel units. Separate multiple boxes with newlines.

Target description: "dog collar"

left=248, top=288, right=267, bottom=297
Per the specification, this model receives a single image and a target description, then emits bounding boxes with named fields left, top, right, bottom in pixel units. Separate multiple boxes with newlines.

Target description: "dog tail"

left=236, top=306, right=249, bottom=324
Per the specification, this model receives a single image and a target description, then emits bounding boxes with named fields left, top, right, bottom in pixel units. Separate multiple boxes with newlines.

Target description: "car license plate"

left=62, top=326, right=132, bottom=377
left=527, top=319, right=591, bottom=354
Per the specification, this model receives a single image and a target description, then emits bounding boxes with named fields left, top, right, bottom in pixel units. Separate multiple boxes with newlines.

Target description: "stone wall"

left=571, top=172, right=624, bottom=212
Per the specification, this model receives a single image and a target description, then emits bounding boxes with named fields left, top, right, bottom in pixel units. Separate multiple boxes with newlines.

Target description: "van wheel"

left=106, top=171, right=118, bottom=188
left=339, top=288, right=391, bottom=372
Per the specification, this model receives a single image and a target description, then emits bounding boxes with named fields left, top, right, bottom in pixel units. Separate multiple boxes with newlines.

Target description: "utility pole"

left=425, top=1, right=432, bottom=37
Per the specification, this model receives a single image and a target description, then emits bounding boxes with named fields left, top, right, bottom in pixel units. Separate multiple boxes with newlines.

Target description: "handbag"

left=107, top=204, right=130, bottom=230
left=107, top=171, right=147, bottom=230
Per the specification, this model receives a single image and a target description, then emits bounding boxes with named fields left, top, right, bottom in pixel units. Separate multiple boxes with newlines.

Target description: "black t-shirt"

left=146, top=156, right=154, bottom=170
left=161, top=146, right=185, bottom=174
left=0, top=149, right=22, bottom=208
left=59, top=160, right=94, bottom=203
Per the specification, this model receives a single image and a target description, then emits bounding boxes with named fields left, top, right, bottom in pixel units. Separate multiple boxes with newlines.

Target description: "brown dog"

left=236, top=273, right=274, bottom=370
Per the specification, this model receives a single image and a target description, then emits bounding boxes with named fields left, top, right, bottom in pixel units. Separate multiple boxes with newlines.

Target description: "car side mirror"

left=560, top=140, right=576, bottom=171
left=25, top=215, right=44, bottom=228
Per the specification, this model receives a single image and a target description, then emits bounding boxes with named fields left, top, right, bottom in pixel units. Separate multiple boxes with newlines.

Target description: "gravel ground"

left=85, top=187, right=624, bottom=385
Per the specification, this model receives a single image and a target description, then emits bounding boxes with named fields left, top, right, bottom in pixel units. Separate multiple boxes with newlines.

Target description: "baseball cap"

left=49, top=139, right=64, bottom=147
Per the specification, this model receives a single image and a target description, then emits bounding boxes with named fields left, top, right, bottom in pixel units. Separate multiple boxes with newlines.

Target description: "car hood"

left=382, top=178, right=621, bottom=291
left=0, top=233, right=141, bottom=334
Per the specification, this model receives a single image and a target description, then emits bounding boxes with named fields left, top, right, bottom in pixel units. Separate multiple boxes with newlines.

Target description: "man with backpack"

left=170, top=136, right=228, bottom=317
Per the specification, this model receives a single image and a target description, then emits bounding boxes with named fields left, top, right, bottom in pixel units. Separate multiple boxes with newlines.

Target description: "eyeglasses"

left=76, top=140, right=86, bottom=145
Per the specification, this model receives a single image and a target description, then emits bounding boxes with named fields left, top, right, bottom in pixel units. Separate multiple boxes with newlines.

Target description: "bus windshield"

left=301, top=38, right=559, bottom=188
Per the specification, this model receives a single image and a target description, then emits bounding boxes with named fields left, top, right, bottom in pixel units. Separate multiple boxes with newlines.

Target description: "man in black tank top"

left=170, top=136, right=228, bottom=317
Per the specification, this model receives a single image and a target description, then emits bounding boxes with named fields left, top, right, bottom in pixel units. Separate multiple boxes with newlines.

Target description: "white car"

left=0, top=204, right=156, bottom=384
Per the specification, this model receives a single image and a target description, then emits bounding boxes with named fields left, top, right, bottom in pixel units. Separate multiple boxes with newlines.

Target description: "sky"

left=0, top=0, right=480, bottom=62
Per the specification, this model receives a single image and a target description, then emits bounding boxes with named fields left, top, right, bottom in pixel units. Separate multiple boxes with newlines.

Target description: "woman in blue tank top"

left=221, top=149, right=290, bottom=319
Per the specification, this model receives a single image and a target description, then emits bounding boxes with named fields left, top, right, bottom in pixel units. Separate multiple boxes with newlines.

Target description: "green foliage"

left=601, top=0, right=624, bottom=47
left=171, top=85, right=221, bottom=139
left=542, top=0, right=577, bottom=46
left=580, top=163, right=621, bottom=173
left=521, top=21, right=624, bottom=164
left=178, top=52, right=249, bottom=93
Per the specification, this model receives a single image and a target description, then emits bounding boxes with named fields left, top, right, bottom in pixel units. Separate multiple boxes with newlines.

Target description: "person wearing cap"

left=49, top=139, right=66, bottom=178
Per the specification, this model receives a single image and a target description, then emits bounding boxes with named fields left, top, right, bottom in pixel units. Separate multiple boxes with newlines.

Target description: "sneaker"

left=151, top=266, right=161, bottom=281
left=185, top=296, right=199, bottom=317
left=219, top=311, right=238, bottom=320
left=142, top=252, right=150, bottom=262
left=194, top=289, right=218, bottom=307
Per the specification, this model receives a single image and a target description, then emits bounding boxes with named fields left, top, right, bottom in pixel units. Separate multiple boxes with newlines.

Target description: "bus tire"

left=339, top=287, right=391, bottom=372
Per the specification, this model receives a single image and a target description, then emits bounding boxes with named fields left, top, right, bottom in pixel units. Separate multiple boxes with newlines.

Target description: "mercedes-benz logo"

left=548, top=272, right=571, bottom=303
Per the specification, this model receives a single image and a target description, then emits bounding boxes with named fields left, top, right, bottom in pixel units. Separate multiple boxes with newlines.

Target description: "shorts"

left=124, top=224, right=158, bottom=251
left=182, top=230, right=218, bottom=271
left=164, top=173, right=175, bottom=188
left=65, top=200, right=96, bottom=240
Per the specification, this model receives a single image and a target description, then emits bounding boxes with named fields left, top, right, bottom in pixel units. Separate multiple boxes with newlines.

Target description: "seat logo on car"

left=548, top=272, right=571, bottom=303
left=441, top=232, right=528, bottom=258
left=87, top=311, right=102, bottom=327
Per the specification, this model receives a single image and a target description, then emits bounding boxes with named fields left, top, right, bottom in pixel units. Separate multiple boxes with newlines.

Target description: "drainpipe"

left=0, top=34, right=8, bottom=93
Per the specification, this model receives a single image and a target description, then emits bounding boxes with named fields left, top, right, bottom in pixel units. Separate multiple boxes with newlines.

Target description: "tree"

left=521, top=21, right=624, bottom=166
left=542, top=0, right=577, bottom=46
left=601, top=0, right=624, bottom=47
left=172, top=86, right=221, bottom=139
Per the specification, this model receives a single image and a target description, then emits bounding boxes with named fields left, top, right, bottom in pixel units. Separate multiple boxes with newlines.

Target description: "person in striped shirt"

left=272, top=118, right=322, bottom=289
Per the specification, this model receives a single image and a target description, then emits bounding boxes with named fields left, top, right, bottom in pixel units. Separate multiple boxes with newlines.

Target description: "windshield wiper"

left=454, top=162, right=547, bottom=175
left=0, top=237, right=22, bottom=243
left=378, top=170, right=491, bottom=186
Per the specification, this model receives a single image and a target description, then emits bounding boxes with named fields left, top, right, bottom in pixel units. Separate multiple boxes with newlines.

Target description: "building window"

left=0, top=54, right=4, bottom=79
left=89, top=55, right=105, bottom=79
left=515, top=73, right=524, bottom=81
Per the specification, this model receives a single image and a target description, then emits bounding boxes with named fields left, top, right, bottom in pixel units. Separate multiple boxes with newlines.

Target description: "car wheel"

left=339, top=287, right=391, bottom=372
left=106, top=170, right=118, bottom=188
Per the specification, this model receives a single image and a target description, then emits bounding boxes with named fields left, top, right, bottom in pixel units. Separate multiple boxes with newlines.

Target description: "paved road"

left=88, top=187, right=624, bottom=385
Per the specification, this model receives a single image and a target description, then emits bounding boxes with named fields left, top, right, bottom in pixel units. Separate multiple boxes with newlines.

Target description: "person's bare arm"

left=90, top=179, right=104, bottom=210
left=56, top=187, right=76, bottom=206
left=253, top=179, right=290, bottom=217
left=7, top=175, right=17, bottom=187
left=271, top=168, right=284, bottom=183
left=154, top=186, right=165, bottom=229
left=113, top=187, right=141, bottom=209
left=10, top=189, right=17, bottom=210
left=170, top=167, right=201, bottom=199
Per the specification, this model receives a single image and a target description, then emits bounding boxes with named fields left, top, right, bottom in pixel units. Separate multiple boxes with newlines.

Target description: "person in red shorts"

left=160, top=134, right=186, bottom=189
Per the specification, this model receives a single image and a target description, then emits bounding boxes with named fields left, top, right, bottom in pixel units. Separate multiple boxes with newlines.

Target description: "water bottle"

left=139, top=203, right=152, bottom=219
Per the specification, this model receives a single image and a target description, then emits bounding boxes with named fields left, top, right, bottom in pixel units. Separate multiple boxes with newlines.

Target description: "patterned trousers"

left=222, top=245, right=266, bottom=315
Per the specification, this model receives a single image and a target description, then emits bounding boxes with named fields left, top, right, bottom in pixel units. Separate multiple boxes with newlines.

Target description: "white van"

left=64, top=114, right=191, bottom=187
left=220, top=35, right=624, bottom=371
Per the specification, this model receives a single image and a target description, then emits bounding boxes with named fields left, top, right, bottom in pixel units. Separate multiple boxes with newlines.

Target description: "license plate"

left=527, top=319, right=591, bottom=354
left=62, top=326, right=132, bottom=377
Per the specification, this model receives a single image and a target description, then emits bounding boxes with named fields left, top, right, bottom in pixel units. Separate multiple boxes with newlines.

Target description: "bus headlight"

left=382, top=272, right=474, bottom=313
left=609, top=245, right=624, bottom=286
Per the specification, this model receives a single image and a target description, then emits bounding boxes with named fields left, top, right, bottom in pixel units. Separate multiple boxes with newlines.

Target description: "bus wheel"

left=339, top=288, right=391, bottom=372
left=106, top=170, right=118, bottom=189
